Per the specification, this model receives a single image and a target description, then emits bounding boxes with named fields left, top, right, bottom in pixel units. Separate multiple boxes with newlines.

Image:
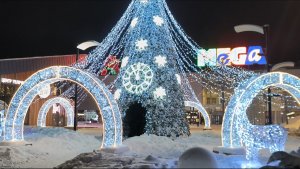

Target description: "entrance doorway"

left=123, top=102, right=147, bottom=138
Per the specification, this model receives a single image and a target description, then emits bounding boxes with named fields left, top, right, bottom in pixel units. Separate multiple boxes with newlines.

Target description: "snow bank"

left=0, top=126, right=299, bottom=168
left=178, top=147, right=218, bottom=168
left=123, top=131, right=221, bottom=158
left=0, top=127, right=100, bottom=168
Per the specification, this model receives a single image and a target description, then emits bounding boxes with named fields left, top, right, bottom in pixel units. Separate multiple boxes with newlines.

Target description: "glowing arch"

left=37, top=97, right=74, bottom=127
left=0, top=100, right=8, bottom=117
left=3, top=66, right=122, bottom=148
left=0, top=100, right=8, bottom=138
left=184, top=101, right=211, bottom=129
left=222, top=72, right=300, bottom=159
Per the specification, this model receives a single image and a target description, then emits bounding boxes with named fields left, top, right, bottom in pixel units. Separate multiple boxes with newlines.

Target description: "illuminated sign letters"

left=197, top=46, right=267, bottom=67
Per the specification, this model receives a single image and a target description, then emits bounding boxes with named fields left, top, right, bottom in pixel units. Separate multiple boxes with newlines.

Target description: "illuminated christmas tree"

left=72, top=0, right=255, bottom=137
left=114, top=0, right=190, bottom=137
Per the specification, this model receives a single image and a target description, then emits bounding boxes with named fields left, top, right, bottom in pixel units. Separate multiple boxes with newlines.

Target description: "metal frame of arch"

left=37, top=97, right=74, bottom=127
left=184, top=101, right=211, bottom=129
left=2, top=66, right=122, bottom=148
left=222, top=72, right=300, bottom=159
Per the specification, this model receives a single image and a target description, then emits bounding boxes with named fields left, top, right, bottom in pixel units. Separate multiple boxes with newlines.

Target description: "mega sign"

left=197, top=46, right=267, bottom=67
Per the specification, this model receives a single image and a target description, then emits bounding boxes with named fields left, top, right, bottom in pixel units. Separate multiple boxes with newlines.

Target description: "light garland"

left=37, top=97, right=74, bottom=127
left=2, top=66, right=122, bottom=148
left=0, top=100, right=8, bottom=139
left=184, top=101, right=211, bottom=129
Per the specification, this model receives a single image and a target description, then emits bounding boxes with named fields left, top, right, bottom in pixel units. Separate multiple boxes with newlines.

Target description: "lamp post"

left=234, top=24, right=273, bottom=124
left=73, top=40, right=100, bottom=131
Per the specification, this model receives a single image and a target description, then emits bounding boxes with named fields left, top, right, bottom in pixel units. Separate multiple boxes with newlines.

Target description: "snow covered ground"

left=0, top=125, right=299, bottom=168
left=0, top=127, right=101, bottom=168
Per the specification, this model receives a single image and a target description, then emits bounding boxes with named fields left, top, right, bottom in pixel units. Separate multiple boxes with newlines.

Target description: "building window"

left=207, top=98, right=217, bottom=105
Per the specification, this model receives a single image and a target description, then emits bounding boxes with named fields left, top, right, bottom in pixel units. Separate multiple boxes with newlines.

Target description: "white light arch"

left=37, top=97, right=74, bottom=127
left=0, top=100, right=8, bottom=138
left=222, top=72, right=300, bottom=159
left=0, top=100, right=8, bottom=117
left=184, top=101, right=211, bottom=129
left=3, top=66, right=122, bottom=148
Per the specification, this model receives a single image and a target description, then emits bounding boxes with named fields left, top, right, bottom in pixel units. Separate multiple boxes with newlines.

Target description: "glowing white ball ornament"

left=38, top=84, right=51, bottom=98
left=114, top=89, right=122, bottom=100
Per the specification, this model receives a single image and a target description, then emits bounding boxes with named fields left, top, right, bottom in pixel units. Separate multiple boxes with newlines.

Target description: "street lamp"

left=234, top=24, right=273, bottom=124
left=73, top=40, right=100, bottom=131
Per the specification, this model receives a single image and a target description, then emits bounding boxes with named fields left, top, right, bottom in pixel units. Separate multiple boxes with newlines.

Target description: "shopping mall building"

left=0, top=52, right=299, bottom=127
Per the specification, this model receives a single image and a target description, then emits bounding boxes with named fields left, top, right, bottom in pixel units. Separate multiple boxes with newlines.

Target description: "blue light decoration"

left=0, top=100, right=8, bottom=139
left=37, top=97, right=74, bottom=127
left=221, top=72, right=300, bottom=160
left=2, top=66, right=122, bottom=148
left=184, top=101, right=211, bottom=129
left=197, top=46, right=267, bottom=67
left=67, top=0, right=239, bottom=135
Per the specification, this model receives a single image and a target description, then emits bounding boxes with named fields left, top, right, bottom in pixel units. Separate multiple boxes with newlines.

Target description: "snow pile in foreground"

left=123, top=131, right=220, bottom=158
left=122, top=133, right=250, bottom=168
left=1, top=127, right=299, bottom=168
left=0, top=127, right=100, bottom=168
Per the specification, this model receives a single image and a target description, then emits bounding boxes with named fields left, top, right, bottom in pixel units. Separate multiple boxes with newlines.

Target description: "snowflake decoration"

left=153, top=87, right=166, bottom=100
left=154, top=55, right=167, bottom=67
left=130, top=17, right=138, bottom=28
left=175, top=74, right=181, bottom=84
left=135, top=39, right=148, bottom=51
left=114, top=89, right=122, bottom=100
left=140, top=0, right=148, bottom=4
left=153, top=16, right=164, bottom=26
left=121, top=56, right=129, bottom=68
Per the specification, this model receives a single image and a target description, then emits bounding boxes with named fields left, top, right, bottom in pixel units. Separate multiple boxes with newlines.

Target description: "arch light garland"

left=0, top=100, right=8, bottom=139
left=222, top=72, right=300, bottom=160
left=37, top=97, right=74, bottom=127
left=2, top=66, right=122, bottom=148
left=184, top=101, right=211, bottom=129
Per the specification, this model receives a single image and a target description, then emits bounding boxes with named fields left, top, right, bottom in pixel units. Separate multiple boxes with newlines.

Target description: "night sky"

left=1, top=0, right=300, bottom=65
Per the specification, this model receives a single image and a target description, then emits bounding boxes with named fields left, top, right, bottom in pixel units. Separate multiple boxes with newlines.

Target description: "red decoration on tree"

left=100, top=55, right=120, bottom=76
